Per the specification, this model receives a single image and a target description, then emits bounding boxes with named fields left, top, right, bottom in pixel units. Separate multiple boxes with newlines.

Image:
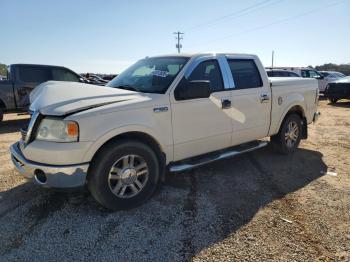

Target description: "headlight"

left=36, top=118, right=79, bottom=142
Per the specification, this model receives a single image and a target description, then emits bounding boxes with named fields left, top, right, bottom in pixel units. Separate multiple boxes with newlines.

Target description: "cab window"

left=228, top=59, right=263, bottom=89
left=187, top=60, right=224, bottom=92
left=51, top=68, right=80, bottom=82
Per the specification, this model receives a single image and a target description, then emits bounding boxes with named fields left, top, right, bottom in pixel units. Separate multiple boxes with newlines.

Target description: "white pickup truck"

left=10, top=53, right=319, bottom=210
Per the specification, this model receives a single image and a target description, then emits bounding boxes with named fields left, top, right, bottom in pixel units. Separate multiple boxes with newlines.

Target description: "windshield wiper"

left=114, top=85, right=140, bottom=92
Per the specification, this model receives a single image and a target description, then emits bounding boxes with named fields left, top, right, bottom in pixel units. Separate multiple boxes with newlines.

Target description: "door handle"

left=260, top=93, right=270, bottom=103
left=221, top=99, right=232, bottom=109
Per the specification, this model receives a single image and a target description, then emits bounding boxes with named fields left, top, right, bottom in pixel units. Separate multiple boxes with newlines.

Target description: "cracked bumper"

left=10, top=142, right=89, bottom=188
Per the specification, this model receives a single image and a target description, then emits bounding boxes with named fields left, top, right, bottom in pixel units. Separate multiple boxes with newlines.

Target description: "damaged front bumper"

left=10, top=142, right=89, bottom=188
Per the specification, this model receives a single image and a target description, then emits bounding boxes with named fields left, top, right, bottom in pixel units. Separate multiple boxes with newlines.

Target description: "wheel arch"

left=277, top=104, right=308, bottom=139
left=0, top=98, right=7, bottom=110
left=85, top=129, right=168, bottom=181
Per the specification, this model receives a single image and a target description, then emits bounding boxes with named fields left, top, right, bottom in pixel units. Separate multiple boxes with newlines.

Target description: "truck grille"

left=21, top=111, right=39, bottom=144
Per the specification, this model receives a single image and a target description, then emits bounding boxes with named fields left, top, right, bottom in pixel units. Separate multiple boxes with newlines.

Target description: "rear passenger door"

left=225, top=57, right=271, bottom=145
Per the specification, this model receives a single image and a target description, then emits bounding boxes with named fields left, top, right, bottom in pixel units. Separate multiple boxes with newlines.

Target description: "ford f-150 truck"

left=10, top=53, right=319, bottom=210
left=0, top=64, right=86, bottom=121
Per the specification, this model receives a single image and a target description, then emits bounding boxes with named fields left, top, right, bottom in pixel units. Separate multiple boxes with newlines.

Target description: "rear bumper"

left=10, top=142, right=89, bottom=188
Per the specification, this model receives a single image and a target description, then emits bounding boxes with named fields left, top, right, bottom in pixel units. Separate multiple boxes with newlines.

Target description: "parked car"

left=319, top=71, right=345, bottom=79
left=266, top=67, right=329, bottom=93
left=102, top=74, right=118, bottom=81
left=324, top=76, right=350, bottom=103
left=89, top=74, right=109, bottom=85
left=0, top=64, right=87, bottom=121
left=266, top=69, right=300, bottom=77
left=10, top=53, right=319, bottom=210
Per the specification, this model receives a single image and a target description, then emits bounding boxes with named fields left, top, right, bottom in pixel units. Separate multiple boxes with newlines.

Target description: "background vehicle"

left=266, top=67, right=329, bottom=93
left=266, top=69, right=300, bottom=77
left=10, top=53, right=319, bottom=210
left=324, top=76, right=350, bottom=104
left=319, top=71, right=345, bottom=79
left=0, top=64, right=87, bottom=121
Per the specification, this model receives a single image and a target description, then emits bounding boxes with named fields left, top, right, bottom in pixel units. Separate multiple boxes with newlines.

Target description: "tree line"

left=313, top=63, right=350, bottom=76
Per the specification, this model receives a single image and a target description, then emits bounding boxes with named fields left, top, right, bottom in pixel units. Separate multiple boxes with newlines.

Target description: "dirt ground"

left=0, top=99, right=349, bottom=261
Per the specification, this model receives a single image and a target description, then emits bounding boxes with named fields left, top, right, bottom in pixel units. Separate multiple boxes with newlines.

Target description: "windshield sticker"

left=151, top=70, right=168, bottom=78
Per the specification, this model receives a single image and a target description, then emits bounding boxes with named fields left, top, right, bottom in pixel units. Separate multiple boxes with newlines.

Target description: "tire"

left=88, top=140, right=160, bottom=210
left=329, top=98, right=338, bottom=104
left=0, top=108, right=3, bottom=122
left=271, top=114, right=302, bottom=154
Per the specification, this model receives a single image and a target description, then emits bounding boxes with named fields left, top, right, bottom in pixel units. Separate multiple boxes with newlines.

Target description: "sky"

left=1, top=0, right=350, bottom=73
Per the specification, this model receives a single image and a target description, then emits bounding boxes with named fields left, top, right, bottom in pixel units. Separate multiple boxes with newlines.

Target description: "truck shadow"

left=328, top=100, right=350, bottom=108
left=0, top=146, right=327, bottom=261
left=0, top=118, right=29, bottom=134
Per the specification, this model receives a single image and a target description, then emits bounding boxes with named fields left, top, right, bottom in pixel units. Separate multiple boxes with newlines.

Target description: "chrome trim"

left=169, top=141, right=268, bottom=173
left=24, top=111, right=39, bottom=144
left=10, top=142, right=89, bottom=188
left=260, top=93, right=270, bottom=103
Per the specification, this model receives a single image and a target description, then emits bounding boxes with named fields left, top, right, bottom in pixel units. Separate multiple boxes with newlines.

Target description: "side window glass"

left=301, top=70, right=309, bottom=78
left=228, top=59, right=262, bottom=89
left=51, top=68, right=80, bottom=82
left=187, top=60, right=224, bottom=92
left=309, top=70, right=320, bottom=78
left=19, top=67, right=50, bottom=82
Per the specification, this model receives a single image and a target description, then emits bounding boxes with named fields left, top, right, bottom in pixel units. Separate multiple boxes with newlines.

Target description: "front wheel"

left=88, top=140, right=160, bottom=210
left=271, top=114, right=302, bottom=154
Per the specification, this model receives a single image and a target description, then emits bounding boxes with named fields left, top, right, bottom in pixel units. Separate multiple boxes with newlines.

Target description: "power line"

left=190, top=0, right=345, bottom=50
left=173, top=31, right=184, bottom=53
left=185, top=0, right=274, bottom=32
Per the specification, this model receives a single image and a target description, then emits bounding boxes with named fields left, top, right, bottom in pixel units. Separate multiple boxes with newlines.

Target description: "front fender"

left=82, top=124, right=173, bottom=164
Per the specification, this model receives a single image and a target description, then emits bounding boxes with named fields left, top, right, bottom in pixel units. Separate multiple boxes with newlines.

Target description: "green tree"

left=0, top=63, right=7, bottom=77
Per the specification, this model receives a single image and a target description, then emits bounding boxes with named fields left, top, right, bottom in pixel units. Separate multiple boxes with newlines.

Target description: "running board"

left=169, top=141, right=268, bottom=173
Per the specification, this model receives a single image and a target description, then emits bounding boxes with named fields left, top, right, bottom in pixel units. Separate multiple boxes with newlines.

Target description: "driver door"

left=170, top=58, right=233, bottom=161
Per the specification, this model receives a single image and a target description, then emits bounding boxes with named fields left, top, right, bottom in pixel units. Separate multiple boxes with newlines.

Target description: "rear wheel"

left=271, top=114, right=302, bottom=154
left=88, top=140, right=160, bottom=210
left=329, top=98, right=338, bottom=104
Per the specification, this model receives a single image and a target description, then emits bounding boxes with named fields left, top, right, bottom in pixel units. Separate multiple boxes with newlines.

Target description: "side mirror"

left=175, top=79, right=211, bottom=100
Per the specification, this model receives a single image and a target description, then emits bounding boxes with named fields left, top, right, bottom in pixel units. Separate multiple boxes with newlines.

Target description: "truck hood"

left=29, top=81, right=144, bottom=116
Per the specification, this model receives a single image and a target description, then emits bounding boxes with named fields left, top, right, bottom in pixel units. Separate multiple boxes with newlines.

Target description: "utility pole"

left=173, top=31, right=184, bottom=53
left=271, top=50, right=274, bottom=68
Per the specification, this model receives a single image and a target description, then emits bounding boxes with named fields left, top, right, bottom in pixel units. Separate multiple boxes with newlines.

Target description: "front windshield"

left=107, top=57, right=189, bottom=94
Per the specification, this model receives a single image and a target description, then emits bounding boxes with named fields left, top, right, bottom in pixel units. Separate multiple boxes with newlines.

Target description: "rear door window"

left=51, top=68, right=80, bottom=82
left=18, top=66, right=50, bottom=83
left=228, top=59, right=263, bottom=89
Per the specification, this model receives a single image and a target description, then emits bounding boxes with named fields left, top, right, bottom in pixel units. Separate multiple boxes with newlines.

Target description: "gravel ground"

left=0, top=99, right=349, bottom=261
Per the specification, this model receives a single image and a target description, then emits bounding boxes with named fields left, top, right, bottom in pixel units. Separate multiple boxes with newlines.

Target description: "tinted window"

left=18, top=66, right=50, bottom=82
left=51, top=68, right=80, bottom=82
left=301, top=70, right=309, bottom=78
left=187, top=60, right=224, bottom=92
left=288, top=72, right=300, bottom=77
left=266, top=71, right=273, bottom=77
left=228, top=59, right=262, bottom=89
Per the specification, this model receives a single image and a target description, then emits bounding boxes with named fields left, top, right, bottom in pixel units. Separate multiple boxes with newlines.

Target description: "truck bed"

left=268, top=77, right=318, bottom=135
